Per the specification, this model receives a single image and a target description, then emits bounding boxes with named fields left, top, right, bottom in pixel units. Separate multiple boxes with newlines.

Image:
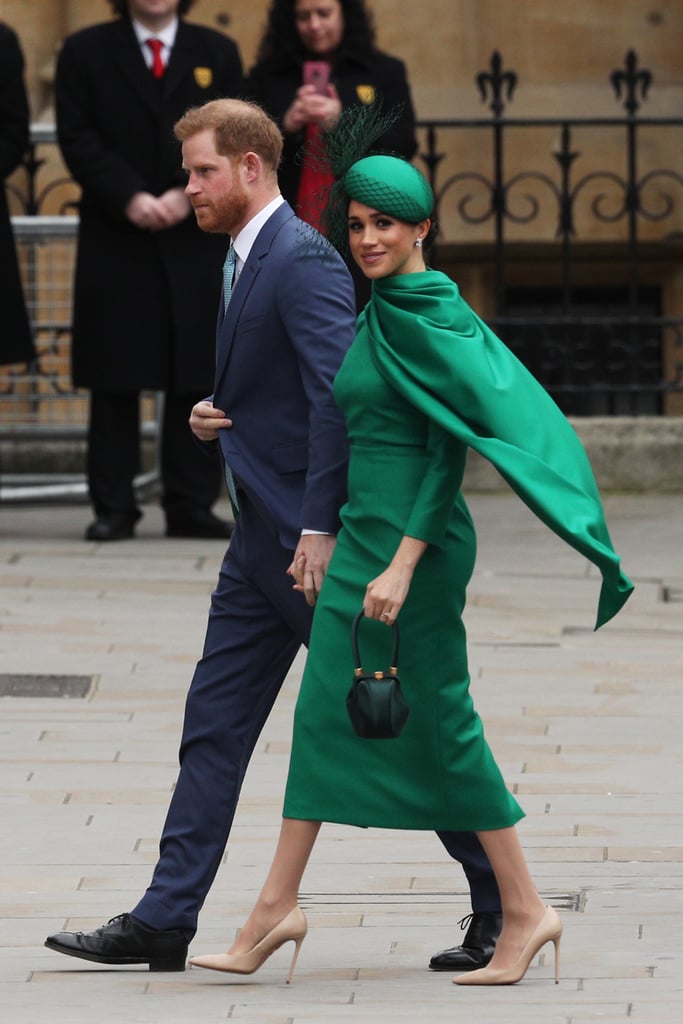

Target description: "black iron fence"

left=5, top=50, right=683, bottom=416
left=416, top=51, right=683, bottom=414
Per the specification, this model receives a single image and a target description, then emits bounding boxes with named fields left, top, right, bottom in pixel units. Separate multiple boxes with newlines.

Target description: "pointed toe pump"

left=453, top=905, right=562, bottom=986
left=189, top=907, right=307, bottom=984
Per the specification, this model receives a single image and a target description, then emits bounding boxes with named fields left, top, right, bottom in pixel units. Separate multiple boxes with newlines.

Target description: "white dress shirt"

left=132, top=17, right=178, bottom=70
left=230, top=195, right=286, bottom=283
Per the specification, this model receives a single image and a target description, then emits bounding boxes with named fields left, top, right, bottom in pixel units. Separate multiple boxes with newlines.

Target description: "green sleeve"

left=404, top=419, right=464, bottom=546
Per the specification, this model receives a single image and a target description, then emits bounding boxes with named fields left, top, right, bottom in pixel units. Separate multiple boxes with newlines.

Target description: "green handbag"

left=346, top=609, right=410, bottom=739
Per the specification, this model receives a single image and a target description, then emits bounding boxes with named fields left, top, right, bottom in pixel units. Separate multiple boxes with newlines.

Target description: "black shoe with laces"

left=85, top=513, right=140, bottom=542
left=428, top=911, right=503, bottom=971
left=45, top=912, right=188, bottom=971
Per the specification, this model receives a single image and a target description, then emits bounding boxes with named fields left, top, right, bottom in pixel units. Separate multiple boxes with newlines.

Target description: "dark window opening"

left=492, top=286, right=662, bottom=415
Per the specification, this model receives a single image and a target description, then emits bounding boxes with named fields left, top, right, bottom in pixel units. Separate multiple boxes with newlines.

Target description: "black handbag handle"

left=351, top=609, right=400, bottom=676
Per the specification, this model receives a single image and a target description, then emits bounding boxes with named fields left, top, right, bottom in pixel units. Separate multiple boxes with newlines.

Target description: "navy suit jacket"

left=214, top=203, right=356, bottom=549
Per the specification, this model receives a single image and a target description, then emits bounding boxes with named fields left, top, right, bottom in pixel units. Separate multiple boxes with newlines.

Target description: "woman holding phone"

left=246, top=0, right=417, bottom=303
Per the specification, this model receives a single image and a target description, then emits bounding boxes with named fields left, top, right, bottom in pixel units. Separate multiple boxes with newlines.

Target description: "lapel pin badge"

left=194, top=67, right=213, bottom=88
left=356, top=84, right=376, bottom=105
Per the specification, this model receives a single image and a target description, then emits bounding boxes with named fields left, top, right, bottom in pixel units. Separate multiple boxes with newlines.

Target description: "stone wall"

left=2, top=417, right=682, bottom=492
left=464, top=417, right=683, bottom=493
left=2, top=1, right=681, bottom=487
left=6, top=1, right=683, bottom=123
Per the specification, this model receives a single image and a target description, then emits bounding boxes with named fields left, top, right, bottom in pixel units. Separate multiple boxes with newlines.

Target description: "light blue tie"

left=221, top=242, right=239, bottom=513
left=222, top=243, right=236, bottom=312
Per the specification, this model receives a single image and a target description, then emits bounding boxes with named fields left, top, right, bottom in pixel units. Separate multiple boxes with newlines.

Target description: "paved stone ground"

left=1, top=493, right=681, bottom=1024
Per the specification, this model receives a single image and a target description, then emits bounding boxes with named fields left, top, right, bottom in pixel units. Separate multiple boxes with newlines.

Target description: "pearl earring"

left=415, top=237, right=423, bottom=248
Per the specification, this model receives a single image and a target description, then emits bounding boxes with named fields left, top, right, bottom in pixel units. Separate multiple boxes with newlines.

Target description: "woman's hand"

left=283, top=84, right=342, bottom=133
left=363, top=536, right=429, bottom=626
left=363, top=564, right=412, bottom=626
left=287, top=534, right=337, bottom=606
left=157, top=187, right=192, bottom=227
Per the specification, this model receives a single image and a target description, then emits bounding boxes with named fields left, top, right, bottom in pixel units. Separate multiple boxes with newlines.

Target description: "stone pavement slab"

left=1, top=494, right=682, bottom=1024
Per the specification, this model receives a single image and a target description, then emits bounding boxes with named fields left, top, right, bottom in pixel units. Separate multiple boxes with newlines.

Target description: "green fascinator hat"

left=343, top=155, right=434, bottom=223
left=310, top=104, right=435, bottom=254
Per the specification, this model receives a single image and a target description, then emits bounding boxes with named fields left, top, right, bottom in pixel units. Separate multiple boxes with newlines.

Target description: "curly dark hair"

left=107, top=1, right=197, bottom=16
left=254, top=0, right=376, bottom=67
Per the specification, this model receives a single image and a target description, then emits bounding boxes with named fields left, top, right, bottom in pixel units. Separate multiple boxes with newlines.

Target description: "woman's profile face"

left=294, top=0, right=345, bottom=58
left=348, top=200, right=429, bottom=279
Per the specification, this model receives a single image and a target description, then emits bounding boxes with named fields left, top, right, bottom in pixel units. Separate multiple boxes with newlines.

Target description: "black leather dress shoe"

left=44, top=913, right=188, bottom=971
left=428, top=911, right=503, bottom=971
left=165, top=509, right=232, bottom=539
left=85, top=514, right=139, bottom=542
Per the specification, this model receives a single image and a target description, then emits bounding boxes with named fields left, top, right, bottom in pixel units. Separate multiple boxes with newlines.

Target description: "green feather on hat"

left=302, top=103, right=434, bottom=254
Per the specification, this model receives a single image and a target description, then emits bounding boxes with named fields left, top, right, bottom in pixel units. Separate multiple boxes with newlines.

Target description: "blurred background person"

left=55, top=1, right=243, bottom=541
left=246, top=0, right=417, bottom=307
left=0, top=21, right=35, bottom=369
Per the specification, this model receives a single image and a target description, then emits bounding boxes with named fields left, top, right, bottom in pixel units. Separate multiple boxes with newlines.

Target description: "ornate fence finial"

left=476, top=51, right=518, bottom=119
left=610, top=51, right=652, bottom=116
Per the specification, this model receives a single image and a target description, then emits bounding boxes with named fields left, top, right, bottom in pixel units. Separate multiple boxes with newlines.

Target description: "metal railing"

left=2, top=49, right=682, bottom=451
left=0, top=215, right=159, bottom=502
left=2, top=216, right=82, bottom=434
left=415, top=50, right=683, bottom=414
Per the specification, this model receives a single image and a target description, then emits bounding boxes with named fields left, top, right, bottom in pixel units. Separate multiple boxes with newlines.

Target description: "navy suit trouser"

left=132, top=496, right=499, bottom=939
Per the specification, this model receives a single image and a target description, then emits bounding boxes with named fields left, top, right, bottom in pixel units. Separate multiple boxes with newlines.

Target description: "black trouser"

left=87, top=390, right=221, bottom=520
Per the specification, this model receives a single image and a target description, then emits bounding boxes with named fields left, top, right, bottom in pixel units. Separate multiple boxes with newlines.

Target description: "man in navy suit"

left=45, top=98, right=501, bottom=973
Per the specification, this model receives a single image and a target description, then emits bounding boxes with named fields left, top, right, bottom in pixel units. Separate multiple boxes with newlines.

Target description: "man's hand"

left=189, top=400, right=232, bottom=442
left=125, top=189, right=190, bottom=231
left=287, top=534, right=337, bottom=606
left=157, top=187, right=192, bottom=226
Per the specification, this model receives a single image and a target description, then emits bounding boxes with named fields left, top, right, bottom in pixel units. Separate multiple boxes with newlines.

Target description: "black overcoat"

left=55, top=17, right=243, bottom=392
left=0, top=22, right=34, bottom=366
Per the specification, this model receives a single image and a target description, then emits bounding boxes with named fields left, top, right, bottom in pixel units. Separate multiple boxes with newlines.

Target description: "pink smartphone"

left=302, top=60, right=331, bottom=95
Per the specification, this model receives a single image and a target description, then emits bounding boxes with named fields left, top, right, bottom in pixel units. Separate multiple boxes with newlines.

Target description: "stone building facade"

left=2, top=0, right=682, bottom=472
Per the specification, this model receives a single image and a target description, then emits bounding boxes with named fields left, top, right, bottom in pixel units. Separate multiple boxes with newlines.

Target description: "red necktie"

left=146, top=38, right=165, bottom=79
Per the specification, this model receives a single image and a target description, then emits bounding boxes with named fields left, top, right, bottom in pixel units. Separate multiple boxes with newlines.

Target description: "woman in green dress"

left=189, top=155, right=634, bottom=986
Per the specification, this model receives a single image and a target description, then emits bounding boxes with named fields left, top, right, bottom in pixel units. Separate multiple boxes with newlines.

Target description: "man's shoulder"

left=61, top=18, right=236, bottom=47
left=278, top=226, right=350, bottom=292
left=268, top=209, right=342, bottom=261
left=0, top=21, right=22, bottom=62
left=59, top=18, right=241, bottom=70
left=179, top=20, right=241, bottom=57
left=0, top=21, right=18, bottom=46
left=59, top=19, right=125, bottom=55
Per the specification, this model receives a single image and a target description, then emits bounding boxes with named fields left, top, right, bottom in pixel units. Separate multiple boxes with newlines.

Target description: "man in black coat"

left=0, top=22, right=34, bottom=368
left=55, top=0, right=244, bottom=540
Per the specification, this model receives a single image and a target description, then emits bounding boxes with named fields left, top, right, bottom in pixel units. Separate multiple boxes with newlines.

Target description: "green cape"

left=362, top=270, right=634, bottom=629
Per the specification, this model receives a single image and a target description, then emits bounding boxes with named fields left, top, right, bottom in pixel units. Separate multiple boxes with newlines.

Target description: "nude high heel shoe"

left=453, top=905, right=562, bottom=986
left=189, top=907, right=307, bottom=984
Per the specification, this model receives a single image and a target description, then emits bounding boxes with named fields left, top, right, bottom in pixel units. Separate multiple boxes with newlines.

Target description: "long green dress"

left=283, top=269, right=633, bottom=831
